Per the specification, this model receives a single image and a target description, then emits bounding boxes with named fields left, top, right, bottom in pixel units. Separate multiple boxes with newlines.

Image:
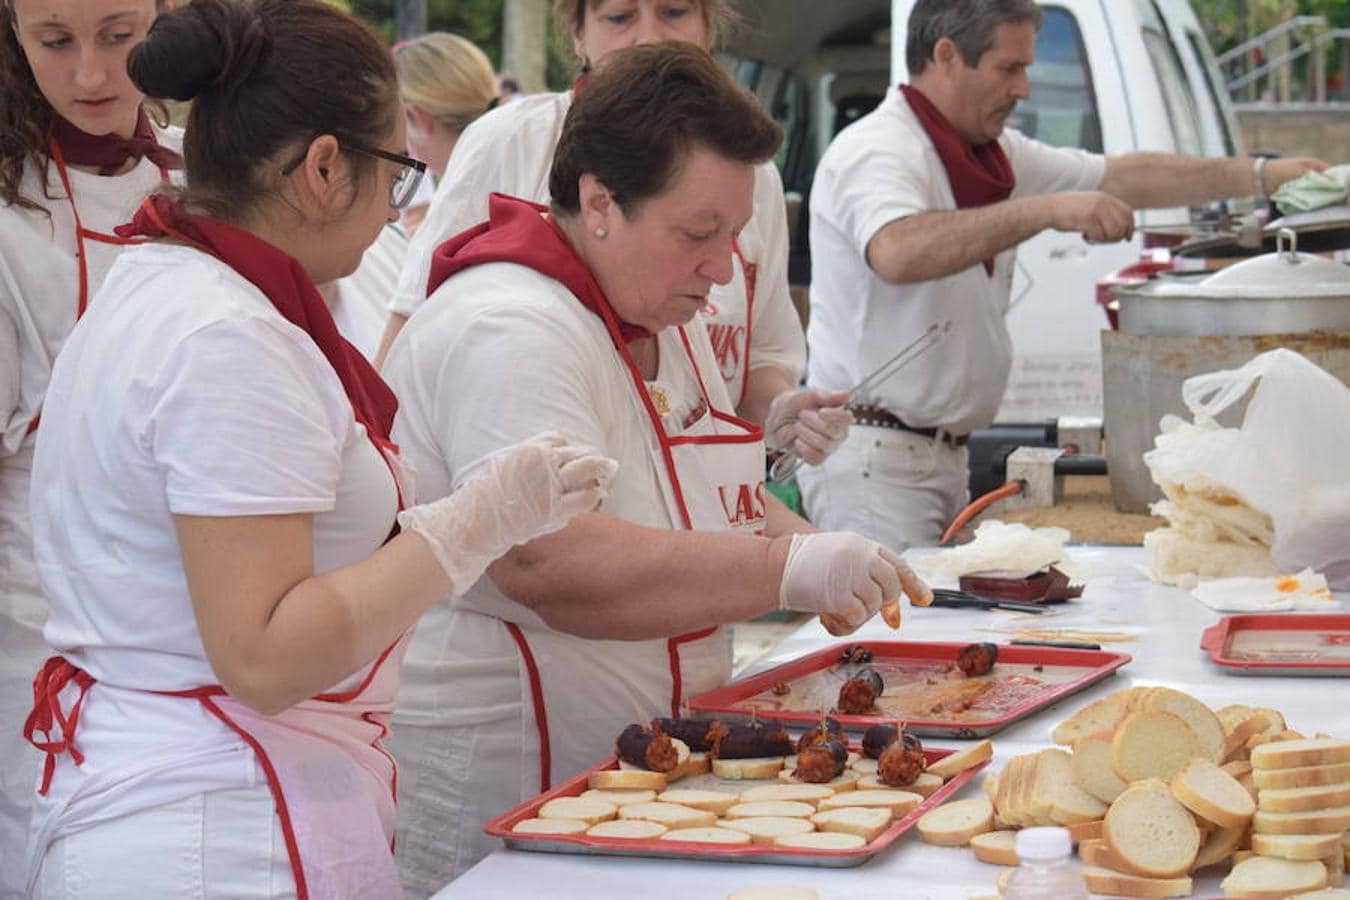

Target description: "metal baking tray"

left=1201, top=613, right=1350, bottom=677
left=686, top=640, right=1132, bottom=739
left=484, top=745, right=986, bottom=867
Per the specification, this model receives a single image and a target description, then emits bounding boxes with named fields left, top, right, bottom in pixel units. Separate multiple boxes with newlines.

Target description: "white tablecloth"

left=431, top=546, right=1349, bottom=900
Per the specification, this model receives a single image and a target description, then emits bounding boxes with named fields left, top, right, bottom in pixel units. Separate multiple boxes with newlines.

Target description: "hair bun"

left=129, top=0, right=270, bottom=102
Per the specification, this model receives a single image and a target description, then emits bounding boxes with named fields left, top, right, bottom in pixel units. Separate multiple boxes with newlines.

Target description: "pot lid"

left=1173, top=203, right=1350, bottom=258
left=1131, top=229, right=1350, bottom=300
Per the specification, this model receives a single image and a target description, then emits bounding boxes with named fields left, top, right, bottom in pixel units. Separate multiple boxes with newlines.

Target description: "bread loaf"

left=1102, top=780, right=1201, bottom=878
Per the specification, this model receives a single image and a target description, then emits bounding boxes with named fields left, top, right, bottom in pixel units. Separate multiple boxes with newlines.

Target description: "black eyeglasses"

left=280, top=138, right=428, bottom=210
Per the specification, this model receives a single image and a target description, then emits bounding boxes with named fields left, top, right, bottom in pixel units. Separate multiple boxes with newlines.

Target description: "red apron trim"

left=23, top=657, right=95, bottom=795
left=665, top=627, right=719, bottom=717
left=730, top=240, right=756, bottom=410
left=505, top=622, right=552, bottom=794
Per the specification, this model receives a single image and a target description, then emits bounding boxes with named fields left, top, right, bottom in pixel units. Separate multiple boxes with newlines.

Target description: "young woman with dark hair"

left=20, top=1, right=612, bottom=896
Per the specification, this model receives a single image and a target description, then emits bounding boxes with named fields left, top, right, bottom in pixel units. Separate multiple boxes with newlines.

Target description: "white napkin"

left=1191, top=568, right=1340, bottom=612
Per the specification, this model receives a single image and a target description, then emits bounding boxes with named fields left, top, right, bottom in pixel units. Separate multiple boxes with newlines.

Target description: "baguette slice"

left=1256, top=781, right=1350, bottom=813
left=1220, top=855, right=1328, bottom=896
left=1110, top=710, right=1203, bottom=784
left=579, top=788, right=657, bottom=807
left=969, top=829, right=1019, bottom=865
left=1073, top=733, right=1128, bottom=804
left=726, top=890, right=821, bottom=900
left=1252, top=833, right=1350, bottom=860
left=718, top=815, right=816, bottom=845
left=925, top=740, right=993, bottom=780
left=712, top=756, right=786, bottom=780
left=915, top=796, right=995, bottom=846
left=1103, top=780, right=1201, bottom=878
left=1079, top=837, right=1130, bottom=871
left=616, top=802, right=717, bottom=829
left=857, top=771, right=943, bottom=797
left=1067, top=818, right=1104, bottom=844
left=738, top=783, right=835, bottom=807
left=849, top=757, right=878, bottom=775
left=511, top=817, right=588, bottom=835
left=658, top=826, right=751, bottom=845
left=1252, top=760, right=1350, bottom=790
left=537, top=797, right=618, bottom=825
left=1081, top=866, right=1193, bottom=898
left=584, top=819, right=668, bottom=839
left=772, top=831, right=866, bottom=850
left=655, top=788, right=739, bottom=814
left=588, top=769, right=668, bottom=791
left=1051, top=688, right=1135, bottom=745
left=1295, top=890, right=1350, bottom=900
left=1191, top=822, right=1247, bottom=870
left=1140, top=687, right=1224, bottom=764
left=1251, top=804, right=1350, bottom=835
left=725, top=800, right=816, bottom=820
left=776, top=766, right=861, bottom=791
left=1169, top=758, right=1255, bottom=829
left=810, top=806, right=893, bottom=842
left=1250, top=738, right=1350, bottom=771
left=1037, top=747, right=1108, bottom=825
left=816, top=789, right=922, bottom=816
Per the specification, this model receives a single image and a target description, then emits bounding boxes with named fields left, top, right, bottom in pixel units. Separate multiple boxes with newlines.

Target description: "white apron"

left=1, top=142, right=167, bottom=900
left=697, top=242, right=756, bottom=409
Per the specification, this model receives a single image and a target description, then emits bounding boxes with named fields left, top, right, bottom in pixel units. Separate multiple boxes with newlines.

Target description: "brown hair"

left=906, top=0, right=1042, bottom=75
left=551, top=0, right=738, bottom=57
left=1, top=0, right=57, bottom=212
left=549, top=41, right=780, bottom=216
left=127, top=0, right=397, bottom=221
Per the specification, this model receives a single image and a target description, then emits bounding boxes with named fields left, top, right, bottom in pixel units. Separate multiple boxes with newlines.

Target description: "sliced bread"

left=925, top=740, right=993, bottom=780
left=969, top=829, right=1019, bottom=865
left=1067, top=818, right=1104, bottom=844
left=655, top=788, right=739, bottom=814
left=1219, top=855, right=1328, bottom=896
left=726, top=888, right=821, bottom=900
left=579, top=788, right=657, bottom=807
left=816, top=789, right=922, bottom=816
left=1110, top=710, right=1203, bottom=784
left=718, top=815, right=816, bottom=845
left=1073, top=733, right=1128, bottom=804
left=616, top=801, right=717, bottom=829
left=772, top=830, right=866, bottom=850
left=1191, top=822, right=1247, bottom=870
left=809, top=806, right=892, bottom=842
left=1102, top=780, right=1201, bottom=878
left=511, top=817, right=588, bottom=835
left=712, top=756, right=786, bottom=780
left=1051, top=688, right=1138, bottom=745
left=1079, top=837, right=1130, bottom=871
left=915, top=796, right=995, bottom=846
left=776, top=766, right=861, bottom=791
left=1169, top=757, right=1255, bottom=829
left=737, top=783, right=835, bottom=807
left=584, top=819, right=668, bottom=839
left=537, top=797, right=618, bottom=825
left=1251, top=760, right=1350, bottom=790
left=857, top=771, right=943, bottom=796
left=1249, top=832, right=1343, bottom=861
left=1140, top=687, right=1224, bottom=764
left=724, top=800, right=816, bottom=820
left=1251, top=804, right=1350, bottom=835
left=1080, top=866, right=1193, bottom=898
left=1256, top=781, right=1350, bottom=813
left=1037, top=747, right=1108, bottom=825
left=658, top=826, right=751, bottom=845
left=1294, top=890, right=1350, bottom=900
left=588, top=769, right=668, bottom=791
left=1250, top=738, right=1350, bottom=771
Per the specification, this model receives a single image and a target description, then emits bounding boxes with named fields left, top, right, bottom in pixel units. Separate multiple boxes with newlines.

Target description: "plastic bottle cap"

left=1015, top=826, right=1073, bottom=861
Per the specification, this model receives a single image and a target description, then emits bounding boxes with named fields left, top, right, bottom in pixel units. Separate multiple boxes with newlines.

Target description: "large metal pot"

left=1115, top=229, right=1350, bottom=336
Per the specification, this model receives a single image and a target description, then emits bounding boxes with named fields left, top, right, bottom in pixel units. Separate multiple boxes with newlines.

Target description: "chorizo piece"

left=616, top=722, right=679, bottom=772
left=862, top=722, right=899, bottom=759
left=837, top=667, right=884, bottom=715
left=956, top=642, right=999, bottom=677
left=715, top=721, right=794, bottom=759
left=652, top=717, right=727, bottom=754
left=877, top=730, right=925, bottom=787
left=794, top=739, right=848, bottom=783
left=796, top=716, right=845, bottom=755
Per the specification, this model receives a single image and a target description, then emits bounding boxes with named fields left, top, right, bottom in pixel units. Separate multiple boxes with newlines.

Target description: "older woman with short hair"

left=383, top=41, right=929, bottom=891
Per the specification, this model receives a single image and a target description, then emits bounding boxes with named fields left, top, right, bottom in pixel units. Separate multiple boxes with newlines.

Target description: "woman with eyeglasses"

left=21, top=1, right=613, bottom=897
left=0, top=0, right=181, bottom=892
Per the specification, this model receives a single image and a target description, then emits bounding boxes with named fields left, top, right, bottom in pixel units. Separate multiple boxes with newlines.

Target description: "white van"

left=727, top=0, right=1243, bottom=421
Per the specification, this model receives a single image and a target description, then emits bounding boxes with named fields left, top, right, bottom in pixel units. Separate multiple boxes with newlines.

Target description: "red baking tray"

left=685, top=641, right=1131, bottom=739
left=485, top=745, right=986, bottom=867
left=1201, top=614, right=1350, bottom=676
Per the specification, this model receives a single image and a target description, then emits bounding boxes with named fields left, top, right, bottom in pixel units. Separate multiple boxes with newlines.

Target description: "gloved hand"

left=777, top=532, right=932, bottom=634
left=764, top=388, right=852, bottom=465
left=398, top=432, right=618, bottom=593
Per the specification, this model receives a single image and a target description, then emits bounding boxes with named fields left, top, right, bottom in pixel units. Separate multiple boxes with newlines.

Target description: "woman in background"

left=23, top=1, right=610, bottom=896
left=0, top=1, right=179, bottom=894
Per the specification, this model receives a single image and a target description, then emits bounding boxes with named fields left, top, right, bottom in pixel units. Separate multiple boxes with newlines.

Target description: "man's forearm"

left=866, top=196, right=1053, bottom=284
left=1100, top=153, right=1254, bottom=209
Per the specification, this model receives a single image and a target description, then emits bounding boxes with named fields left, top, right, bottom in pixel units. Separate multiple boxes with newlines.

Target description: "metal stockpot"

left=1115, top=229, right=1350, bottom=337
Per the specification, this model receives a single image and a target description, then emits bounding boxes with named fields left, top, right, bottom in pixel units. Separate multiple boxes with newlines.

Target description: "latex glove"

left=764, top=388, right=852, bottom=465
left=777, top=532, right=931, bottom=634
left=398, top=432, right=618, bottom=593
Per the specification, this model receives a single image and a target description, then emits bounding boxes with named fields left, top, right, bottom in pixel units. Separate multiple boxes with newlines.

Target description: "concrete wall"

left=1236, top=103, right=1350, bottom=162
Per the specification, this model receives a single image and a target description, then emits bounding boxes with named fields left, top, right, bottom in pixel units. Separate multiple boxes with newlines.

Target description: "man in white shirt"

left=800, top=0, right=1325, bottom=550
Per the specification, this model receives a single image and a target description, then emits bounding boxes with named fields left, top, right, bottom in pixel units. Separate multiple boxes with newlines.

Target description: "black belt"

left=849, top=403, right=969, bottom=448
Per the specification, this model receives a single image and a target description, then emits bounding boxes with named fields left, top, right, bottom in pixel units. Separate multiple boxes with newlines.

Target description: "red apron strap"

left=665, top=627, right=719, bottom=717
left=22, top=657, right=96, bottom=795
left=504, top=622, right=552, bottom=794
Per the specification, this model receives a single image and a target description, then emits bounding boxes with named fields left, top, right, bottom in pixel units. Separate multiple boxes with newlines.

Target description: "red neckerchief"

left=116, top=194, right=399, bottom=444
left=426, top=192, right=653, bottom=343
left=50, top=108, right=183, bottom=177
left=900, top=84, right=1014, bottom=275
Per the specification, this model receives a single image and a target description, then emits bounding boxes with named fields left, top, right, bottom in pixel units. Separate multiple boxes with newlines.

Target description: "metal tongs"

left=769, top=320, right=951, bottom=483
left=929, top=588, right=1047, bottom=615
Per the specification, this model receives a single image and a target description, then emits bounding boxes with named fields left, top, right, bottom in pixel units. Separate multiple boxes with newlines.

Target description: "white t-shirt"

left=807, top=87, right=1106, bottom=435
left=0, top=140, right=178, bottom=455
left=389, top=90, right=805, bottom=391
left=385, top=259, right=733, bottom=716
left=328, top=220, right=410, bottom=361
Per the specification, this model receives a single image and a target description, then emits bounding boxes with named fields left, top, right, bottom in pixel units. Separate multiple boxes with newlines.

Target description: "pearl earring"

left=594, top=227, right=607, bottom=238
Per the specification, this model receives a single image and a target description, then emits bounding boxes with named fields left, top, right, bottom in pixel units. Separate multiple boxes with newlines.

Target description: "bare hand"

left=1049, top=191, right=1135, bottom=244
left=764, top=387, right=853, bottom=465
left=1262, top=157, right=1329, bottom=194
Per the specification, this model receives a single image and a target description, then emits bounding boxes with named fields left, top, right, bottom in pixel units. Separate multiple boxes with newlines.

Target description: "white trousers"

left=797, top=423, right=970, bottom=552
left=32, top=787, right=295, bottom=899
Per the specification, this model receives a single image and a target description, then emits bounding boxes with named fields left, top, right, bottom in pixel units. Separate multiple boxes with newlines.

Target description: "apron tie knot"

left=23, top=656, right=96, bottom=795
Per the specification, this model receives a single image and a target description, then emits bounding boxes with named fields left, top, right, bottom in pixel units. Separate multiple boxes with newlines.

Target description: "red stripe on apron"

left=505, top=622, right=553, bottom=793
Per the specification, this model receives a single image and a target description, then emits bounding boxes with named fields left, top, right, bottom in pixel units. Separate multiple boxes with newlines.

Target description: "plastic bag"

left=1144, top=349, right=1350, bottom=589
left=916, top=520, right=1073, bottom=581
